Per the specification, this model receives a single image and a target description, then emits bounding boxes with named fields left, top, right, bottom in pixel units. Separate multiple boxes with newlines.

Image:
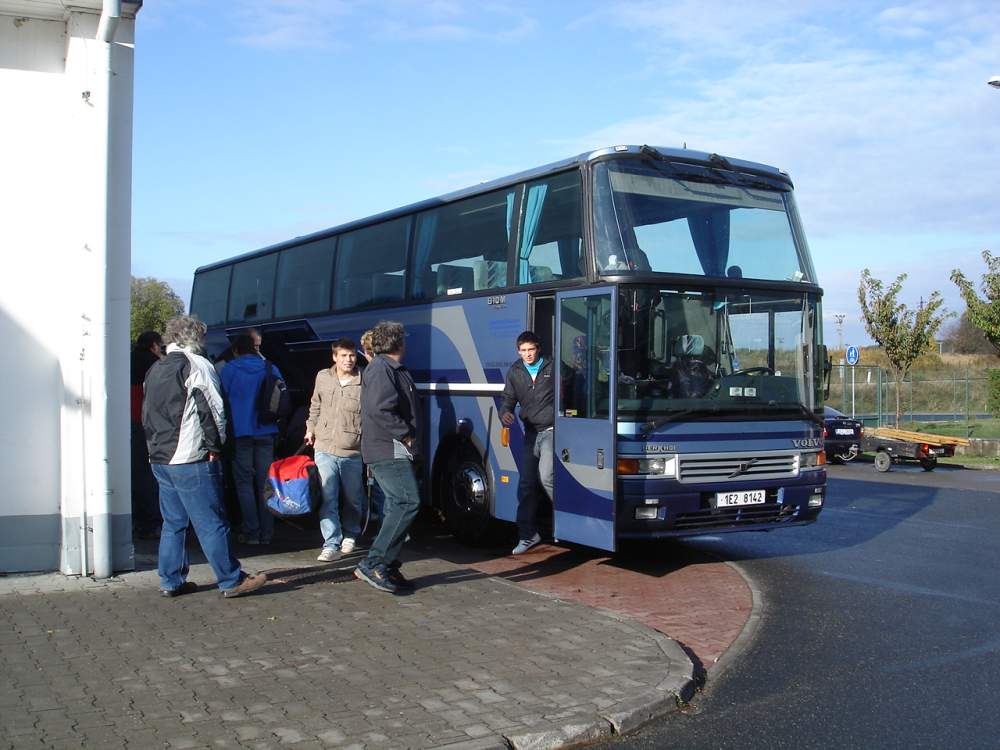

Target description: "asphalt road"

left=596, top=461, right=1000, bottom=750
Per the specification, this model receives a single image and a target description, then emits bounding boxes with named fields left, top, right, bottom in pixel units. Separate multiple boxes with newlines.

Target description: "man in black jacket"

left=355, top=321, right=421, bottom=593
left=500, top=330, right=554, bottom=554
left=143, top=315, right=267, bottom=599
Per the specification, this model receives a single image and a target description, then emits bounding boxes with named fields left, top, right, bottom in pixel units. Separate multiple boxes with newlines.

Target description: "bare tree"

left=942, top=310, right=994, bottom=355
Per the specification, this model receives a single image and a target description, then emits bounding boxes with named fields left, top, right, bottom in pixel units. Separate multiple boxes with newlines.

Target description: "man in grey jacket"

left=354, top=321, right=420, bottom=593
left=305, top=338, right=365, bottom=561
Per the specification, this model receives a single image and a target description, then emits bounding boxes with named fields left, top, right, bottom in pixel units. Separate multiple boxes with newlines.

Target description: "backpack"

left=257, top=359, right=292, bottom=424
left=265, top=454, right=321, bottom=517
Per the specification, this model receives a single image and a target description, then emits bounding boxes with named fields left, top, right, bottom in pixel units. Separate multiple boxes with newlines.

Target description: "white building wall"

left=0, top=5, right=137, bottom=574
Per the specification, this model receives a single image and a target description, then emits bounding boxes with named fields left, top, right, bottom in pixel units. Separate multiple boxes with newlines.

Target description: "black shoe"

left=386, top=566, right=415, bottom=591
left=159, top=581, right=198, bottom=598
left=354, top=561, right=398, bottom=593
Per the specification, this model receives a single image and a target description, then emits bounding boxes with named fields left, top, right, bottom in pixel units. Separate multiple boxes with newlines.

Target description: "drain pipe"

left=89, top=0, right=122, bottom=579
left=97, top=0, right=120, bottom=43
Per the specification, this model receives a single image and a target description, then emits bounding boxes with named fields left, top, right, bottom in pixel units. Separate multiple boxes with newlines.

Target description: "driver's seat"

left=670, top=334, right=714, bottom=399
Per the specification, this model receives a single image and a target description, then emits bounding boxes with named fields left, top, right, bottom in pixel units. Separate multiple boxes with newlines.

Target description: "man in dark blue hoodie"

left=220, top=334, right=282, bottom=545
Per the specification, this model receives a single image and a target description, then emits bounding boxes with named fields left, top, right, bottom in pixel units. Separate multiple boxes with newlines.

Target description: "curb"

left=480, top=578, right=697, bottom=750
left=707, top=559, right=764, bottom=683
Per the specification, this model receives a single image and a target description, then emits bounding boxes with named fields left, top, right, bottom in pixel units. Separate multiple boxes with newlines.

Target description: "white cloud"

left=229, top=0, right=537, bottom=49
left=566, top=1, right=999, bottom=234
left=230, top=0, right=354, bottom=49
left=562, top=1, right=1000, bottom=343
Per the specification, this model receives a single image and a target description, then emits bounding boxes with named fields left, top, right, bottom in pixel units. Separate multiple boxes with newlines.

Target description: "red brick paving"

left=465, top=543, right=752, bottom=671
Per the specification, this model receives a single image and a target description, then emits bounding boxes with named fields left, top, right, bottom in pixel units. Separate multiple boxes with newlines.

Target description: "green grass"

left=906, top=420, right=1000, bottom=439
left=938, top=454, right=1000, bottom=470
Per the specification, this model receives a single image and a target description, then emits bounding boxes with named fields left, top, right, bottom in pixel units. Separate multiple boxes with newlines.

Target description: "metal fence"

left=827, top=364, right=991, bottom=426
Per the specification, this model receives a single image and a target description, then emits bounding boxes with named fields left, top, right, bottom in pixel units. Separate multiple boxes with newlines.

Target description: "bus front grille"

left=677, top=451, right=798, bottom=484
left=674, top=504, right=799, bottom=529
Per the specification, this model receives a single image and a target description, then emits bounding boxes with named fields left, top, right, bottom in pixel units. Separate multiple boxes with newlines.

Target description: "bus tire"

left=874, top=450, right=892, bottom=473
left=442, top=453, right=494, bottom=545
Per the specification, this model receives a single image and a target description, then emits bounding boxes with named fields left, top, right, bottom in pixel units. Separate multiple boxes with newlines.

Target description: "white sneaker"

left=511, top=533, right=541, bottom=555
left=317, top=548, right=339, bottom=562
left=340, top=538, right=356, bottom=554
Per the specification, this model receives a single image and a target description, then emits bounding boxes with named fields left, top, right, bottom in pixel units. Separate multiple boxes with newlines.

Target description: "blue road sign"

left=846, top=346, right=860, bottom=366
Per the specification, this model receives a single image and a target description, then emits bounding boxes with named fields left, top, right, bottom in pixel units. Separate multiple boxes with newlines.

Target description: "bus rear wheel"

left=442, top=455, right=494, bottom=545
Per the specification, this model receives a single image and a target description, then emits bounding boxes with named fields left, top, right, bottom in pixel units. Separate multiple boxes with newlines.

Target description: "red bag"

left=265, top=454, right=320, bottom=517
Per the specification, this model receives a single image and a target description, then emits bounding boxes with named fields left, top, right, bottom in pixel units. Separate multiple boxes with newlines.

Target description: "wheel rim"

left=452, top=463, right=488, bottom=518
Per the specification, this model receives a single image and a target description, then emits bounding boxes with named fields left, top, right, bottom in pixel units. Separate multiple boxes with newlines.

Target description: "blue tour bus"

left=190, top=145, right=829, bottom=551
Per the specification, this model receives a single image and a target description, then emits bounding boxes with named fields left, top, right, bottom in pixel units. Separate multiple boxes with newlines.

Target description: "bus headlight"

left=617, top=456, right=677, bottom=477
left=800, top=451, right=826, bottom=469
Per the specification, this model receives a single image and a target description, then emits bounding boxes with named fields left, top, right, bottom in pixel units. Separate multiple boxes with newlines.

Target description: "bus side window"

left=274, top=237, right=336, bottom=317
left=517, top=171, right=583, bottom=285
left=228, top=253, right=277, bottom=323
left=333, top=217, right=410, bottom=310
left=191, top=266, right=231, bottom=326
left=411, top=187, right=516, bottom=299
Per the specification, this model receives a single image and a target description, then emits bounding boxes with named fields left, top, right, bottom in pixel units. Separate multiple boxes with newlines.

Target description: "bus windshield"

left=617, top=285, right=822, bottom=421
left=593, top=159, right=815, bottom=283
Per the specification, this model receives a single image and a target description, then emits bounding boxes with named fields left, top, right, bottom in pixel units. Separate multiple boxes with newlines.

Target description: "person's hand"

left=207, top=451, right=219, bottom=462
left=304, top=430, right=314, bottom=447
left=501, top=412, right=515, bottom=426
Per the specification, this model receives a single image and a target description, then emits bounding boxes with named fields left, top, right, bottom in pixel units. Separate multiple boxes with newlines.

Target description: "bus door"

left=553, top=287, right=617, bottom=551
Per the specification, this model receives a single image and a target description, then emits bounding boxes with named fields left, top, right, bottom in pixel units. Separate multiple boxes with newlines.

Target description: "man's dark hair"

left=331, top=337, right=357, bottom=353
left=370, top=321, right=405, bottom=355
left=135, top=331, right=162, bottom=351
left=233, top=334, right=257, bottom=356
left=516, top=330, right=541, bottom=348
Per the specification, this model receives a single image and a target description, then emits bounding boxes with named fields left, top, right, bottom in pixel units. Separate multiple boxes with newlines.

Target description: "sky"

left=131, top=0, right=1000, bottom=348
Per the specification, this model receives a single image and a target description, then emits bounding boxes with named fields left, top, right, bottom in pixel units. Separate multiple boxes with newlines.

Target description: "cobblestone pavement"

left=0, top=540, right=694, bottom=750
left=452, top=542, right=751, bottom=671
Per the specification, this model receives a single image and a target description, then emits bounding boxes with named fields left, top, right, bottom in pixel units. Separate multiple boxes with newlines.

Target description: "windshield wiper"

left=777, top=402, right=824, bottom=428
left=640, top=405, right=740, bottom=434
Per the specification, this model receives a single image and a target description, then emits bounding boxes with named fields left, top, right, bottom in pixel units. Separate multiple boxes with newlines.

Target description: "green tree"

left=130, top=276, right=184, bottom=343
left=950, top=250, right=1000, bottom=356
left=857, top=269, right=949, bottom=426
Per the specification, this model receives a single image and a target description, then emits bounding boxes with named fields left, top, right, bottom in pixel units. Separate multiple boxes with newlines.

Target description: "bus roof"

left=194, top=145, right=790, bottom=274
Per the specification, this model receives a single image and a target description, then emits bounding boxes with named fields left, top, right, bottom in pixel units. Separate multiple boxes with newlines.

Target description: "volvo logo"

left=729, top=458, right=759, bottom=478
left=792, top=438, right=821, bottom=448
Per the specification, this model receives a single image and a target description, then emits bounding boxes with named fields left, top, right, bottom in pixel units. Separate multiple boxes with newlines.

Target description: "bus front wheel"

left=443, top=455, right=494, bottom=545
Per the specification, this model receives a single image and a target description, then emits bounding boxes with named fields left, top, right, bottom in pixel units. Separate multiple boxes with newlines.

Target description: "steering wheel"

left=731, top=366, right=774, bottom=376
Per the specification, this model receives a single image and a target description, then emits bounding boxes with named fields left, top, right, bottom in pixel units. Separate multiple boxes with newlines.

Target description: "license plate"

left=835, top=428, right=855, bottom=435
left=714, top=489, right=766, bottom=507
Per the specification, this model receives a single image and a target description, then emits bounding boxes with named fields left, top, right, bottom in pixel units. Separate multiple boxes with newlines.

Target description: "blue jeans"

left=370, top=474, right=385, bottom=522
left=516, top=428, right=553, bottom=540
left=233, top=436, right=275, bottom=542
left=366, top=459, right=420, bottom=568
left=151, top=461, right=243, bottom=592
left=315, top=452, right=365, bottom=549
